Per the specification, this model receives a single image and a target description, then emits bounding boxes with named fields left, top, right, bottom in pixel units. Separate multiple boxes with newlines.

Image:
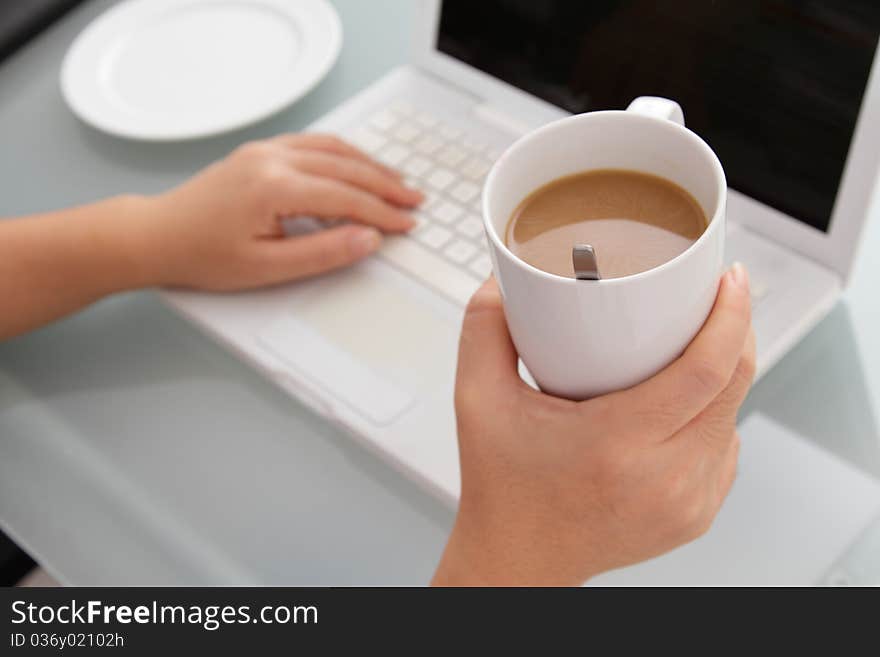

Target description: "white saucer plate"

left=61, top=0, right=343, bottom=140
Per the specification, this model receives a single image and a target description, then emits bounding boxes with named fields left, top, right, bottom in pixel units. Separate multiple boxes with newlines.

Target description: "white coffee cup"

left=483, top=97, right=726, bottom=400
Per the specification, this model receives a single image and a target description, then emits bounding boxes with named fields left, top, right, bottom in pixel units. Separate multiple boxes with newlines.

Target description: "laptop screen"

left=437, top=0, right=880, bottom=234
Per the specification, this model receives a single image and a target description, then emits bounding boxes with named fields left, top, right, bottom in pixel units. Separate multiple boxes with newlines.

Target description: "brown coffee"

left=506, top=169, right=707, bottom=279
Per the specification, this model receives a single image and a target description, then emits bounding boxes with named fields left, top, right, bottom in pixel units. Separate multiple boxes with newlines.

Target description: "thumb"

left=255, top=224, right=382, bottom=284
left=455, top=278, right=521, bottom=398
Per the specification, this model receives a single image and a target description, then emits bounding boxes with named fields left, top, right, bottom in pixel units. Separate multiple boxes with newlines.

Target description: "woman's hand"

left=433, top=267, right=755, bottom=586
left=0, top=133, right=421, bottom=339
left=134, top=133, right=422, bottom=290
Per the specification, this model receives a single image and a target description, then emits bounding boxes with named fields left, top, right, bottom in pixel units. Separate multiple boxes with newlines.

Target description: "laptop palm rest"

left=256, top=266, right=459, bottom=426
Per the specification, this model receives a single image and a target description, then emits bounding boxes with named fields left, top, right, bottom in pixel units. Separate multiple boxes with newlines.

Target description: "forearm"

left=0, top=195, right=157, bottom=339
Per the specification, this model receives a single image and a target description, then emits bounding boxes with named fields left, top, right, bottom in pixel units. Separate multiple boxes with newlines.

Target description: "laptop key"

left=414, top=134, right=443, bottom=155
left=450, top=181, right=481, bottom=204
left=437, top=145, right=468, bottom=167
left=393, top=122, right=422, bottom=143
left=421, top=190, right=442, bottom=211
left=431, top=200, right=464, bottom=225
left=426, top=168, right=456, bottom=191
left=456, top=214, right=484, bottom=239
left=402, top=155, right=431, bottom=178
left=461, top=157, right=491, bottom=181
left=444, top=239, right=478, bottom=264
left=417, top=225, right=453, bottom=249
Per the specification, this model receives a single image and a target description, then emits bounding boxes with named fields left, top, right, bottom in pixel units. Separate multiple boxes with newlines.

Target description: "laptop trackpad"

left=256, top=267, right=459, bottom=426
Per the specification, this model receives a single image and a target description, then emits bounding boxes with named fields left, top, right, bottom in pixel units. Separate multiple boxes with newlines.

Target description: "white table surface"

left=1, top=0, right=879, bottom=585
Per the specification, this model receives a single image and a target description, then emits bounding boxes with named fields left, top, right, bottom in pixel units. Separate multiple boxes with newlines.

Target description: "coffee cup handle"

left=626, top=96, right=685, bottom=126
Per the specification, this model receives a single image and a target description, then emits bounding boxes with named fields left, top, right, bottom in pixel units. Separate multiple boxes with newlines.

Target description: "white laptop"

left=163, top=0, right=880, bottom=506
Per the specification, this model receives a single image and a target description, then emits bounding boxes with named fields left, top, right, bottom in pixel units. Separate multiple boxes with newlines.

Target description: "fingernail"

left=729, top=261, right=749, bottom=292
left=350, top=227, right=382, bottom=256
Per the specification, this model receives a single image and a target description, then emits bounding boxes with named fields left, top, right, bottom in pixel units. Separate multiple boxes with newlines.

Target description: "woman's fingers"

left=602, top=265, right=752, bottom=445
left=283, top=172, right=415, bottom=232
left=252, top=224, right=383, bottom=284
left=683, top=327, right=756, bottom=454
left=284, top=150, right=423, bottom=207
left=271, top=133, right=403, bottom=179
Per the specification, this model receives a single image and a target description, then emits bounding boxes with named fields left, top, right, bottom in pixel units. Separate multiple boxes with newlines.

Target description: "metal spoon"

left=573, top=244, right=601, bottom=280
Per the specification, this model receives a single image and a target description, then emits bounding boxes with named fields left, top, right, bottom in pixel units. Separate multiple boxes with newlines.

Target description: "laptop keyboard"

left=346, top=99, right=504, bottom=306
left=345, top=99, right=770, bottom=309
